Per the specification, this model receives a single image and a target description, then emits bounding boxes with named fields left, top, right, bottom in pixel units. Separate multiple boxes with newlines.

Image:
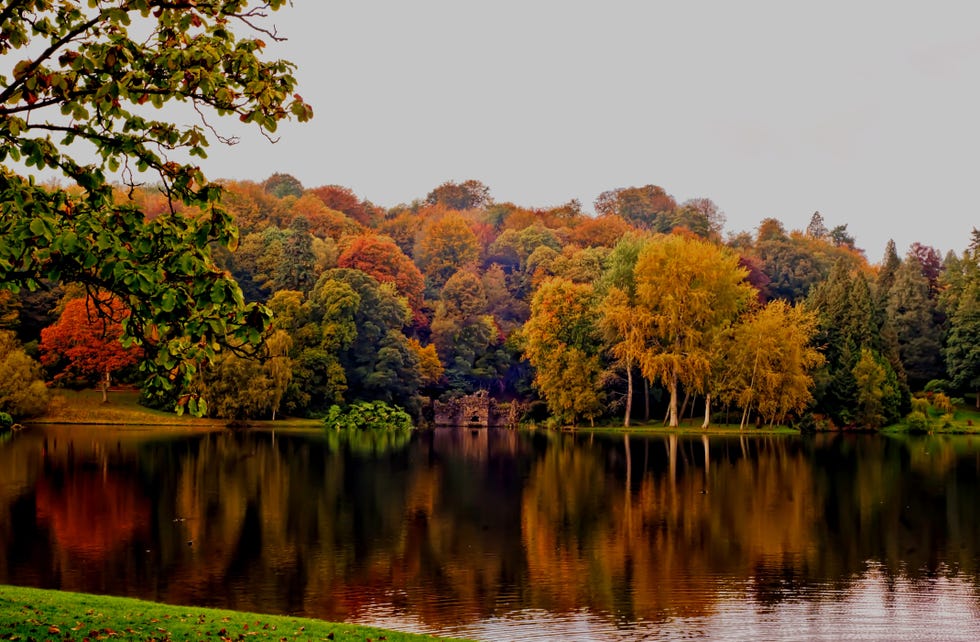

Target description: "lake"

left=2, top=424, right=980, bottom=641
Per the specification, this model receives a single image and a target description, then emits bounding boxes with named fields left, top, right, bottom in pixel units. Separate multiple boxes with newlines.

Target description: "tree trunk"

left=644, top=378, right=650, bottom=421
left=102, top=369, right=110, bottom=403
left=679, top=388, right=690, bottom=424
left=624, top=365, right=633, bottom=428
left=702, top=393, right=711, bottom=429
left=668, top=372, right=679, bottom=427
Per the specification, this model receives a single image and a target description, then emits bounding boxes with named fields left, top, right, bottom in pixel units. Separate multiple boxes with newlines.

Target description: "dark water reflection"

left=3, top=426, right=980, bottom=640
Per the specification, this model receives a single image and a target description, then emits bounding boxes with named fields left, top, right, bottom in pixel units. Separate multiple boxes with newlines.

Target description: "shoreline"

left=0, top=584, right=468, bottom=642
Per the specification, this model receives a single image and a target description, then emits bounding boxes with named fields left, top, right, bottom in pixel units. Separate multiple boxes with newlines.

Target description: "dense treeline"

left=2, top=176, right=978, bottom=428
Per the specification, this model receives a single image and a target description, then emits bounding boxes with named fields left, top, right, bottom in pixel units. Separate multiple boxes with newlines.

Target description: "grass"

left=0, top=585, right=470, bottom=642
left=883, top=401, right=980, bottom=434
left=32, top=389, right=321, bottom=429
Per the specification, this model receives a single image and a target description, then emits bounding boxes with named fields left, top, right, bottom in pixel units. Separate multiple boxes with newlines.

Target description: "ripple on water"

left=348, top=565, right=980, bottom=642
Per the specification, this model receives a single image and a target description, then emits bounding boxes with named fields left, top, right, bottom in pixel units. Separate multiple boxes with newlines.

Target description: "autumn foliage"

left=40, top=296, right=141, bottom=402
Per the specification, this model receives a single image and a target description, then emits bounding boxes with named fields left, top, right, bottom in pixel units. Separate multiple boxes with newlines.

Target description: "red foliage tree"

left=309, top=185, right=382, bottom=228
left=337, top=235, right=426, bottom=326
left=40, top=295, right=142, bottom=402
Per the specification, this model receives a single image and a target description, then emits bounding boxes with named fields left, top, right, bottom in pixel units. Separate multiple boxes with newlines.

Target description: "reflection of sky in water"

left=351, top=565, right=980, bottom=641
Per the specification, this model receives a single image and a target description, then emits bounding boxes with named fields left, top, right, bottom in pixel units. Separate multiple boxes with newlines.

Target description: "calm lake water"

left=3, top=425, right=980, bottom=641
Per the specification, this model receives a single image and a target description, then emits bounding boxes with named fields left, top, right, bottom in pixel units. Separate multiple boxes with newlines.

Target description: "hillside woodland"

left=2, top=177, right=978, bottom=429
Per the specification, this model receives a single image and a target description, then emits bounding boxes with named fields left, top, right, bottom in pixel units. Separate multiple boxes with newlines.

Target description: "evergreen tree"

left=942, top=231, right=980, bottom=407
left=809, top=261, right=887, bottom=424
left=887, top=259, right=945, bottom=388
left=274, top=216, right=317, bottom=293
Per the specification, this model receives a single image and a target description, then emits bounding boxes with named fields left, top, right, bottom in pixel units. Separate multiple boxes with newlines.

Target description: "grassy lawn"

left=0, top=585, right=468, bottom=641
left=32, top=389, right=321, bottom=429
left=882, top=402, right=980, bottom=434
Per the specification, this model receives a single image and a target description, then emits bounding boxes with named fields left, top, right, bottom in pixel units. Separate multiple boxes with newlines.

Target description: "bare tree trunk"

left=679, top=388, right=690, bottom=424
left=644, top=379, right=650, bottom=422
left=740, top=350, right=761, bottom=430
left=668, top=372, right=679, bottom=427
left=624, top=365, right=633, bottom=428
left=102, top=369, right=110, bottom=403
left=702, top=393, right=711, bottom=429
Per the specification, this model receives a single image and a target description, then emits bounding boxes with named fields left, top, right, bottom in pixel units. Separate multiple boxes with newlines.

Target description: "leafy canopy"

left=0, top=1, right=312, bottom=409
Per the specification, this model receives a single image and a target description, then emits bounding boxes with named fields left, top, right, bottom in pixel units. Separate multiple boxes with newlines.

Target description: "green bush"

left=940, top=413, right=955, bottom=428
left=924, top=379, right=950, bottom=394
left=0, top=412, right=12, bottom=429
left=910, top=397, right=930, bottom=415
left=323, top=401, right=413, bottom=431
left=905, top=410, right=929, bottom=432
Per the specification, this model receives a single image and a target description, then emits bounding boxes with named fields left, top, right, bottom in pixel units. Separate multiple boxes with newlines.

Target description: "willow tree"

left=634, top=234, right=754, bottom=427
left=0, top=1, right=312, bottom=410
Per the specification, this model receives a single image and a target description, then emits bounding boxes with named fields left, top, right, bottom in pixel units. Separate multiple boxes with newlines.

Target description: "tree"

left=887, top=259, right=944, bottom=388
left=808, top=260, right=905, bottom=424
left=0, top=1, right=312, bottom=409
left=908, top=242, right=944, bottom=299
left=40, top=295, right=141, bottom=403
left=596, top=233, right=649, bottom=427
left=593, top=185, right=677, bottom=231
left=716, top=301, right=824, bottom=427
left=318, top=269, right=423, bottom=412
left=805, top=212, right=829, bottom=240
left=522, top=278, right=604, bottom=426
left=852, top=348, right=900, bottom=429
left=430, top=269, right=505, bottom=392
left=425, top=179, right=492, bottom=211
left=415, top=212, right=481, bottom=290
left=337, top=234, right=425, bottom=325
left=0, top=330, right=49, bottom=418
left=261, top=173, right=304, bottom=199
left=309, top=185, right=379, bottom=227
left=681, top=197, right=726, bottom=239
left=942, top=233, right=980, bottom=407
left=199, top=329, right=292, bottom=420
left=273, top=216, right=317, bottom=293
left=634, top=234, right=754, bottom=427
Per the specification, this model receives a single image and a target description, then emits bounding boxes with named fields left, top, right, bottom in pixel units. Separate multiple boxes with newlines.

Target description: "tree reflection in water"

left=2, top=426, right=980, bottom=638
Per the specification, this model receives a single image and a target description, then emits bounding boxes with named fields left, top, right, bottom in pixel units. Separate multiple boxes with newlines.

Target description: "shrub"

left=323, top=400, right=413, bottom=431
left=0, top=412, right=12, bottom=429
left=905, top=411, right=929, bottom=432
left=924, top=379, right=950, bottom=394
left=940, top=413, right=955, bottom=429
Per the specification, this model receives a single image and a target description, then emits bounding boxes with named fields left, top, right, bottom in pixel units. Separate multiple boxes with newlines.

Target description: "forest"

left=2, top=176, right=978, bottom=430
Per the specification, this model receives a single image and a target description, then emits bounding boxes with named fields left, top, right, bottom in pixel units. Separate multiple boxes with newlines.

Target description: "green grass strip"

left=0, top=585, right=470, bottom=642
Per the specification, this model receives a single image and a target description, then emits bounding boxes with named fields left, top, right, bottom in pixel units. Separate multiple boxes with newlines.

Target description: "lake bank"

left=27, top=387, right=980, bottom=436
left=0, top=585, right=469, bottom=642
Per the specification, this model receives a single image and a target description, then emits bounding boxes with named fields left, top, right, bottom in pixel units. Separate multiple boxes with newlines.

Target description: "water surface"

left=2, top=425, right=980, bottom=640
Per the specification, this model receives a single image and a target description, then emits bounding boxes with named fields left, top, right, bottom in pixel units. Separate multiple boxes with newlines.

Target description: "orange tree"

left=40, top=295, right=141, bottom=403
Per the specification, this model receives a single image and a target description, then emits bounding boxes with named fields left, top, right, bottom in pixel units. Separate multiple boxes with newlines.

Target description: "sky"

left=158, top=2, right=980, bottom=261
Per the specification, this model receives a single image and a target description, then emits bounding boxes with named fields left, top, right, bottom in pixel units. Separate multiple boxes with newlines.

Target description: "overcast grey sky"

left=199, top=1, right=980, bottom=261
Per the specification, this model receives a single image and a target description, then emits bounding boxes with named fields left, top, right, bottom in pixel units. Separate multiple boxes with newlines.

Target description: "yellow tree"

left=415, top=212, right=481, bottom=289
left=522, top=278, right=604, bottom=426
left=635, top=234, right=754, bottom=427
left=717, top=300, right=825, bottom=427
